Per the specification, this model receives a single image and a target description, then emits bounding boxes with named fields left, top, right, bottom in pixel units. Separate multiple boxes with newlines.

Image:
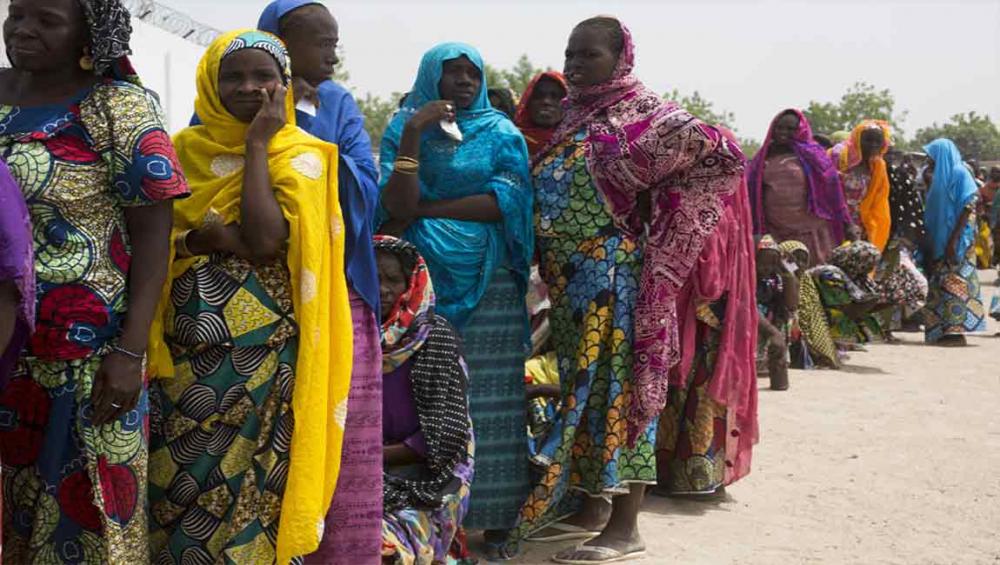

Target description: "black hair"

left=574, top=16, right=625, bottom=56
left=488, top=88, right=517, bottom=120
left=813, top=134, right=833, bottom=149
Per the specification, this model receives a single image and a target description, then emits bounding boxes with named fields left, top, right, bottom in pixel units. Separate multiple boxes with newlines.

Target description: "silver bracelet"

left=110, top=344, right=145, bottom=361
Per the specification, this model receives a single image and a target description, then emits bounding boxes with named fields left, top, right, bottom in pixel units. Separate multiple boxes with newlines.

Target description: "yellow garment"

left=835, top=120, right=892, bottom=251
left=976, top=218, right=993, bottom=269
left=525, top=351, right=559, bottom=386
left=148, top=30, right=353, bottom=563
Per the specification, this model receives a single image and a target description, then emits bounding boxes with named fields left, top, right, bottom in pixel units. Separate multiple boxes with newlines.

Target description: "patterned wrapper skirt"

left=656, top=300, right=731, bottom=495
left=511, top=232, right=657, bottom=540
left=459, top=267, right=531, bottom=531
left=305, top=292, right=383, bottom=565
left=148, top=255, right=298, bottom=564
left=0, top=355, right=149, bottom=564
left=924, top=243, right=987, bottom=343
left=382, top=440, right=475, bottom=565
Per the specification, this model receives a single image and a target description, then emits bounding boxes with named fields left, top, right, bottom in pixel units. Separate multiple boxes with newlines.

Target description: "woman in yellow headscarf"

left=147, top=30, right=353, bottom=564
left=832, top=120, right=893, bottom=250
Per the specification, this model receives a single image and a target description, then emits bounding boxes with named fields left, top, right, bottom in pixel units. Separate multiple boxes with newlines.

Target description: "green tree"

left=356, top=92, right=402, bottom=151
left=485, top=55, right=547, bottom=96
left=664, top=89, right=736, bottom=128
left=803, top=82, right=907, bottom=138
left=913, top=112, right=1000, bottom=162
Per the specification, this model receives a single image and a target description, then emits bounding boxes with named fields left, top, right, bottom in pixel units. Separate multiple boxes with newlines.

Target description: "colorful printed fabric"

left=149, top=255, right=299, bottom=565
left=459, top=268, right=531, bottom=530
left=1, top=355, right=150, bottom=564
left=382, top=442, right=474, bottom=565
left=778, top=241, right=839, bottom=368
left=306, top=293, right=384, bottom=565
left=831, top=121, right=892, bottom=250
left=375, top=235, right=435, bottom=370
left=0, top=159, right=33, bottom=385
left=809, top=265, right=881, bottom=343
left=514, top=71, right=569, bottom=160
left=378, top=42, right=533, bottom=330
left=511, top=131, right=657, bottom=540
left=746, top=108, right=850, bottom=243
left=0, top=78, right=185, bottom=564
left=149, top=30, right=354, bottom=563
left=0, top=82, right=188, bottom=361
left=656, top=300, right=729, bottom=494
left=923, top=139, right=979, bottom=262
left=546, top=18, right=748, bottom=444
left=924, top=225, right=987, bottom=343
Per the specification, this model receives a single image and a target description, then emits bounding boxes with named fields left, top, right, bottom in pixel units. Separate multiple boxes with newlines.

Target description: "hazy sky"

left=140, top=0, right=998, bottom=136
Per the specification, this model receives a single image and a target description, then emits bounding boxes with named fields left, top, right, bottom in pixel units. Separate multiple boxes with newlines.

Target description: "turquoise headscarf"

left=378, top=43, right=533, bottom=329
left=923, top=139, right=978, bottom=261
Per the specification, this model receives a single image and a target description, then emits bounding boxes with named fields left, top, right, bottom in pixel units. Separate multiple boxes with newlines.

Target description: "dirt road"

left=519, top=271, right=1000, bottom=565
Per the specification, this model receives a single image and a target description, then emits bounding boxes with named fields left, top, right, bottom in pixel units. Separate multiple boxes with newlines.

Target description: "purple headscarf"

left=0, top=160, right=34, bottom=387
left=746, top=108, right=851, bottom=240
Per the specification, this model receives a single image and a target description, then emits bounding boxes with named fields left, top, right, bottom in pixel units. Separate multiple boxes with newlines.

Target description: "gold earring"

left=79, top=48, right=94, bottom=71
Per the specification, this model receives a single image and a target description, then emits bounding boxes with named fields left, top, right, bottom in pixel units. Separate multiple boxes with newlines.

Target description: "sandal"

left=936, top=334, right=967, bottom=347
left=552, top=545, right=647, bottom=564
left=526, top=522, right=601, bottom=543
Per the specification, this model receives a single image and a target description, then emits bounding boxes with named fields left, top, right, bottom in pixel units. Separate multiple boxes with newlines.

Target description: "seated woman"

left=778, top=240, right=841, bottom=369
left=809, top=240, right=889, bottom=345
left=147, top=30, right=353, bottom=563
left=756, top=236, right=796, bottom=390
left=375, top=236, right=474, bottom=565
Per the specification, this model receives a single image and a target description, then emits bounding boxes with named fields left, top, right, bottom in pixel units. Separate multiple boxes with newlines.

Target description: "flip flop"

left=526, top=522, right=601, bottom=543
left=552, top=544, right=647, bottom=564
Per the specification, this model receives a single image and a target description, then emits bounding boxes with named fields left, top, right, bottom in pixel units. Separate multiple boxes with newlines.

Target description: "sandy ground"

left=516, top=270, right=1000, bottom=565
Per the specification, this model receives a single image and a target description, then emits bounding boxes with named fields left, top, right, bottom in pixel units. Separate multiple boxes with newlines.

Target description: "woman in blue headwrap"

left=378, top=42, right=533, bottom=559
left=922, top=139, right=987, bottom=346
left=257, top=2, right=385, bottom=562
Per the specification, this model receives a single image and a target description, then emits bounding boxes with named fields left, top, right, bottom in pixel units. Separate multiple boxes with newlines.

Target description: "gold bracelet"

left=394, top=159, right=420, bottom=175
left=396, top=156, right=419, bottom=166
left=174, top=230, right=194, bottom=258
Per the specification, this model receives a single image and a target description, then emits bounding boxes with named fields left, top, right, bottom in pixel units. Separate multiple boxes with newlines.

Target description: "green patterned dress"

left=511, top=131, right=657, bottom=538
left=148, top=254, right=298, bottom=564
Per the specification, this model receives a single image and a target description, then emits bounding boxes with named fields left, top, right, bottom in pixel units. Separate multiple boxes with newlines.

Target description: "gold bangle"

left=174, top=230, right=194, bottom=258
left=396, top=156, right=419, bottom=166
left=393, top=159, right=420, bottom=175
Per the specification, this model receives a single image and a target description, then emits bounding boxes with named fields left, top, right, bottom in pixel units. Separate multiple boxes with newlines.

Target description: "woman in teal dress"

left=377, top=42, right=533, bottom=557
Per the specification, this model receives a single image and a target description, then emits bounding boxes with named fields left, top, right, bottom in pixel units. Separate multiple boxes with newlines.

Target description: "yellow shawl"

left=835, top=120, right=892, bottom=250
left=148, top=30, right=353, bottom=563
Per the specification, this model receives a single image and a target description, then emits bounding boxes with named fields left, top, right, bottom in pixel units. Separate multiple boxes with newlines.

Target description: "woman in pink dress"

left=747, top=109, right=852, bottom=265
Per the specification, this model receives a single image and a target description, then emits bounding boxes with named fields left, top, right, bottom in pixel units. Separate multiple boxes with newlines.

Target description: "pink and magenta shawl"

left=550, top=19, right=756, bottom=450
left=746, top=109, right=851, bottom=240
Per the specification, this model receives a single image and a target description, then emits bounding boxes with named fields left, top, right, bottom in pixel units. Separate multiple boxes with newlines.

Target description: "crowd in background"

left=0, top=1, right=996, bottom=564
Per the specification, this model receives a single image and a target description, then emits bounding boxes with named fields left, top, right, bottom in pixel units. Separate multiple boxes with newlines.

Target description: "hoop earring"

left=79, top=55, right=95, bottom=71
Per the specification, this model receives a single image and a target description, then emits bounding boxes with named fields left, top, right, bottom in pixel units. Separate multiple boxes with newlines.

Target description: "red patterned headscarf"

left=374, top=236, right=436, bottom=371
left=514, top=71, right=569, bottom=161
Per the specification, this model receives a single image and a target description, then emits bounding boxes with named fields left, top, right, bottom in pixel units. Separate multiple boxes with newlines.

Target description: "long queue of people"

left=0, top=1, right=995, bottom=564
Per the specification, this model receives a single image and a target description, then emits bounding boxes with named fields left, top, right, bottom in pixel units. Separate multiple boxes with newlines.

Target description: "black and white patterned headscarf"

left=78, top=0, right=133, bottom=76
